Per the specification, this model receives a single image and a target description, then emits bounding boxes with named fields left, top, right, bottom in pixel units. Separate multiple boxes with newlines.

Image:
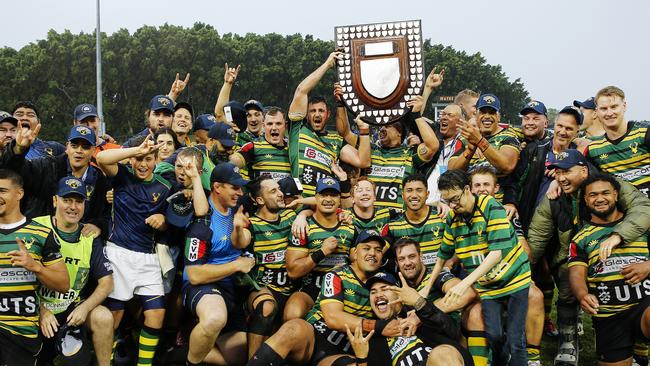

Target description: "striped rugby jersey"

left=383, top=207, right=445, bottom=267
left=233, top=138, right=290, bottom=181
left=568, top=219, right=649, bottom=317
left=438, top=195, right=531, bottom=299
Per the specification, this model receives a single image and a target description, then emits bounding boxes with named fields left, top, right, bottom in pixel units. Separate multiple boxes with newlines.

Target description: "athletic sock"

left=247, top=343, right=286, bottom=366
left=634, top=342, right=649, bottom=366
left=137, top=325, right=161, bottom=366
left=527, top=344, right=541, bottom=361
left=466, top=330, right=489, bottom=366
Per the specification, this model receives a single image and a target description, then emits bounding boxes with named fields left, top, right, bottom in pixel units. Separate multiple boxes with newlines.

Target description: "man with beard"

left=448, top=94, right=520, bottom=203
left=434, top=169, right=532, bottom=366
left=586, top=86, right=650, bottom=198
left=574, top=97, right=604, bottom=139
left=1, top=125, right=108, bottom=238
left=344, top=271, right=472, bottom=366
left=427, top=103, right=464, bottom=206
left=350, top=178, right=400, bottom=233
left=11, top=101, right=65, bottom=159
left=393, top=238, right=483, bottom=365
left=569, top=173, right=650, bottom=366
left=288, top=51, right=370, bottom=197
left=123, top=95, right=175, bottom=147
left=0, top=111, right=17, bottom=152
left=205, top=122, right=239, bottom=165
left=192, top=114, right=216, bottom=145
left=247, top=230, right=405, bottom=366
left=527, top=149, right=650, bottom=366
left=0, top=169, right=69, bottom=366
left=335, top=69, right=442, bottom=209
left=97, top=135, right=172, bottom=366
left=182, top=162, right=253, bottom=365
left=240, top=177, right=297, bottom=357
left=383, top=174, right=444, bottom=268
left=285, top=177, right=356, bottom=320
left=230, top=107, right=291, bottom=181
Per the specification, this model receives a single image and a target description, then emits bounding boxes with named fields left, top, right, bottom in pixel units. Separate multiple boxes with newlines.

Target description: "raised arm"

left=214, top=63, right=240, bottom=124
left=420, top=66, right=444, bottom=115
left=334, top=83, right=358, bottom=146
left=96, top=136, right=162, bottom=177
left=167, top=73, right=190, bottom=101
left=288, top=51, right=343, bottom=120
left=340, top=116, right=371, bottom=169
left=408, top=95, right=439, bottom=161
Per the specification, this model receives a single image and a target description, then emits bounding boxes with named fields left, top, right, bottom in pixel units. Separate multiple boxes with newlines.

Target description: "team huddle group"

left=0, top=50, right=648, bottom=366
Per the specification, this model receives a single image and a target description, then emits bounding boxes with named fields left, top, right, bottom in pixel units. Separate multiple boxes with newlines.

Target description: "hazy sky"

left=2, top=0, right=648, bottom=120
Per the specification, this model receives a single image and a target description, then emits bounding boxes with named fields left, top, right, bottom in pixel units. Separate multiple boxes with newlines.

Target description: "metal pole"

left=96, top=0, right=105, bottom=136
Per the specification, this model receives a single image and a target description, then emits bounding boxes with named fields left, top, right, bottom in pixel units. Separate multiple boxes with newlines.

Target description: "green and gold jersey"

left=288, top=118, right=344, bottom=197
left=365, top=145, right=431, bottom=209
left=288, top=217, right=356, bottom=289
left=568, top=219, right=649, bottom=318
left=233, top=138, right=291, bottom=181
left=382, top=207, right=445, bottom=267
left=249, top=210, right=296, bottom=295
left=385, top=336, right=428, bottom=366
left=438, top=195, right=531, bottom=299
left=305, top=264, right=372, bottom=324
left=352, top=207, right=401, bottom=233
left=0, top=220, right=63, bottom=338
left=586, top=122, right=650, bottom=197
left=237, top=130, right=259, bottom=145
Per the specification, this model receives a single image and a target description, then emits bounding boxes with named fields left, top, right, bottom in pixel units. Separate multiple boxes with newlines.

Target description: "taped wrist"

left=310, top=250, right=326, bottom=264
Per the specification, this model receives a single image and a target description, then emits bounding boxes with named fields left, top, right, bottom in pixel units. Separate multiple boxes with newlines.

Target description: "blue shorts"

left=182, top=280, right=247, bottom=333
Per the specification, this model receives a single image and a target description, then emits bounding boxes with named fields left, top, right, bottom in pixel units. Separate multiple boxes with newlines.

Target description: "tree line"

left=0, top=22, right=529, bottom=142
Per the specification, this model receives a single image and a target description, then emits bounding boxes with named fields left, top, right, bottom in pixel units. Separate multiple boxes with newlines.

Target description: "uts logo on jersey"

left=322, top=272, right=342, bottom=298
left=186, top=237, right=207, bottom=262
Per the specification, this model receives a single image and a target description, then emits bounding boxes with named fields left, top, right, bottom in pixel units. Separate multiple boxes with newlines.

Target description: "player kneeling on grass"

left=37, top=177, right=114, bottom=366
left=569, top=173, right=650, bottom=366
left=434, top=169, right=532, bottom=366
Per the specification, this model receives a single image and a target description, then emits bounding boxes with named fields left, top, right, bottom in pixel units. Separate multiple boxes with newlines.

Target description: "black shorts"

left=301, top=282, right=321, bottom=302
left=182, top=280, right=247, bottom=333
left=0, top=328, right=42, bottom=366
left=592, top=296, right=650, bottom=363
left=309, top=320, right=352, bottom=365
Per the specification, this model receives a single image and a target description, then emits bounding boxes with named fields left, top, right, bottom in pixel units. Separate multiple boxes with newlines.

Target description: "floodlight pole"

left=96, top=0, right=105, bottom=135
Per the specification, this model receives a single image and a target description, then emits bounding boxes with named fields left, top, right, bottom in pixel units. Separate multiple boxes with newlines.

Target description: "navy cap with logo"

left=315, top=177, right=341, bottom=194
left=208, top=122, right=238, bottom=148
left=56, top=176, right=87, bottom=199
left=210, top=162, right=249, bottom=187
left=355, top=229, right=385, bottom=247
left=573, top=97, right=596, bottom=110
left=520, top=100, right=547, bottom=116
left=547, top=149, right=588, bottom=170
left=244, top=99, right=264, bottom=112
left=73, top=104, right=98, bottom=121
left=0, top=110, right=17, bottom=125
left=278, top=176, right=303, bottom=197
left=56, top=324, right=92, bottom=366
left=67, top=125, right=96, bottom=146
left=476, top=93, right=501, bottom=112
left=149, top=95, right=175, bottom=113
left=165, top=191, right=194, bottom=228
left=225, top=100, right=248, bottom=132
left=559, top=105, right=584, bottom=125
left=193, top=114, right=217, bottom=132
left=364, top=271, right=399, bottom=289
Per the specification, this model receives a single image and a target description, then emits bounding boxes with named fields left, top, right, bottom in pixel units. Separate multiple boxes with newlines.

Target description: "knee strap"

left=249, top=293, right=278, bottom=336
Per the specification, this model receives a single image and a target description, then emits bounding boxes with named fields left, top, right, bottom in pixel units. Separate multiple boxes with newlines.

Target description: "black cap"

left=174, top=102, right=194, bottom=119
left=573, top=97, right=596, bottom=110
left=278, top=176, right=303, bottom=197
left=0, top=111, right=18, bottom=125
left=207, top=122, right=238, bottom=147
left=224, top=101, right=248, bottom=132
left=365, top=272, right=399, bottom=289
left=165, top=192, right=194, bottom=228
left=210, top=162, right=249, bottom=187
left=73, top=104, right=98, bottom=121
left=56, top=325, right=92, bottom=366
left=547, top=149, right=588, bottom=170
left=355, top=229, right=385, bottom=247
left=559, top=105, right=584, bottom=125
left=244, top=99, right=264, bottom=112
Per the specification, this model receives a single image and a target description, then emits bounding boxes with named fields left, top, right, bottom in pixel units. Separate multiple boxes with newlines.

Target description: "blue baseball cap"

left=210, top=162, right=249, bottom=187
left=207, top=122, right=238, bottom=148
left=225, top=101, right=248, bottom=132
left=365, top=271, right=399, bottom=289
left=520, top=100, right=547, bottom=116
left=165, top=192, right=194, bottom=228
left=278, top=176, right=303, bottom=197
left=56, top=177, right=87, bottom=199
left=0, top=110, right=17, bottom=125
left=148, top=95, right=175, bottom=113
left=193, top=114, right=217, bottom=132
left=559, top=105, right=584, bottom=125
left=73, top=104, right=98, bottom=121
left=573, top=97, right=596, bottom=110
left=315, top=177, right=341, bottom=194
left=244, top=99, right=264, bottom=112
left=67, top=125, right=96, bottom=146
left=547, top=149, right=588, bottom=170
left=355, top=229, right=385, bottom=247
left=476, top=93, right=501, bottom=112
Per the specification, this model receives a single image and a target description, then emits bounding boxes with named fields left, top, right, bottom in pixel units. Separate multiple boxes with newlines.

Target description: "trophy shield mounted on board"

left=335, top=20, right=424, bottom=125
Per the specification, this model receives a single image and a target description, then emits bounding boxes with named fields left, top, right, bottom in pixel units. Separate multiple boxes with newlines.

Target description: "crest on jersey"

left=152, top=192, right=161, bottom=203
left=335, top=20, right=424, bottom=125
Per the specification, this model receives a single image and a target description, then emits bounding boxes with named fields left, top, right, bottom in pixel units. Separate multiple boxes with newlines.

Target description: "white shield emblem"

left=360, top=58, right=400, bottom=99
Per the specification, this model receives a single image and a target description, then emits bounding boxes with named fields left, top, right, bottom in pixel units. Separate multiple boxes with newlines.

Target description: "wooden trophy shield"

left=335, top=20, right=424, bottom=125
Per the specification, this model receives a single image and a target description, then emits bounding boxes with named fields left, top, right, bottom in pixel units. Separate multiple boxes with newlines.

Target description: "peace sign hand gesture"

left=345, top=324, right=374, bottom=359
left=388, top=272, right=426, bottom=307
